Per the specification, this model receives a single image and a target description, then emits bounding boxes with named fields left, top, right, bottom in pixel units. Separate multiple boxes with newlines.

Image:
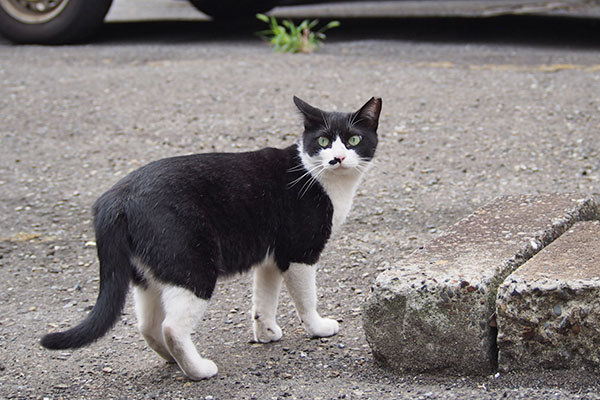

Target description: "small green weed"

left=256, top=13, right=340, bottom=54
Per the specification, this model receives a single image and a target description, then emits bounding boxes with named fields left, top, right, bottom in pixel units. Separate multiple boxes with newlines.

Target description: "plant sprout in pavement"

left=256, top=13, right=340, bottom=53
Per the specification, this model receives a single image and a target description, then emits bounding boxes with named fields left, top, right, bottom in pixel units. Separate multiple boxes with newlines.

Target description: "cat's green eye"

left=318, top=137, right=330, bottom=147
left=348, top=135, right=361, bottom=146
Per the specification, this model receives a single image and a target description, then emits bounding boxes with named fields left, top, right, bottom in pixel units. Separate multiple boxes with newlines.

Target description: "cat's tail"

left=40, top=195, right=132, bottom=350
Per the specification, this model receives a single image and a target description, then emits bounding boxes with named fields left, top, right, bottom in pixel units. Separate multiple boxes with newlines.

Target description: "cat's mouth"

left=326, top=162, right=344, bottom=170
left=326, top=163, right=355, bottom=174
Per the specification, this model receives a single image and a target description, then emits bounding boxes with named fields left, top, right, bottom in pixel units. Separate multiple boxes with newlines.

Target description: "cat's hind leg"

left=283, top=263, right=339, bottom=338
left=252, top=258, right=283, bottom=343
left=161, top=285, right=218, bottom=380
left=133, top=284, right=175, bottom=363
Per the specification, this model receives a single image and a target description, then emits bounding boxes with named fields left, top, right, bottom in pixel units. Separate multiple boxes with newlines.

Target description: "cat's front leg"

left=252, top=261, right=283, bottom=343
left=283, top=263, right=339, bottom=338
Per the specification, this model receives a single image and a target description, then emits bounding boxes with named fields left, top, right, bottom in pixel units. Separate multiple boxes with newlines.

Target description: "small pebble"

left=553, top=305, right=562, bottom=316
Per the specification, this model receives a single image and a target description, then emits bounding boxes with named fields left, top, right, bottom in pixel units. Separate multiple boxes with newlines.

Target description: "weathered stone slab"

left=364, top=194, right=599, bottom=374
left=496, top=220, right=600, bottom=371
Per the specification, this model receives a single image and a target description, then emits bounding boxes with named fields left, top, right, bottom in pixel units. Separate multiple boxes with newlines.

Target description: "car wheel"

left=189, top=0, right=280, bottom=18
left=0, top=0, right=112, bottom=44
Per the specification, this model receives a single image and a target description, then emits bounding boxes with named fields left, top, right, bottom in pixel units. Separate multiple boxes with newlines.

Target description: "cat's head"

left=294, top=96, right=381, bottom=178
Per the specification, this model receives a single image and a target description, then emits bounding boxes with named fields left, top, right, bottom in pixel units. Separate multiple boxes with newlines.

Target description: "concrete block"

left=497, top=220, right=600, bottom=371
left=364, top=194, right=599, bottom=374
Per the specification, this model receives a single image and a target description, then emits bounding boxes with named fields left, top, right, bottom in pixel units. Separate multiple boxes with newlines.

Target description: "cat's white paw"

left=306, top=317, right=339, bottom=338
left=182, top=358, right=218, bottom=381
left=253, top=320, right=283, bottom=343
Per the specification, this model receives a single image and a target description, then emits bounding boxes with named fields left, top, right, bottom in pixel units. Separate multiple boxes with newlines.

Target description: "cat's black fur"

left=109, top=146, right=334, bottom=296
left=40, top=96, right=381, bottom=351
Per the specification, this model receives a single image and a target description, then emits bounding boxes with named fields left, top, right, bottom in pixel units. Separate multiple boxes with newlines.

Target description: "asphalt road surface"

left=1, top=1, right=600, bottom=399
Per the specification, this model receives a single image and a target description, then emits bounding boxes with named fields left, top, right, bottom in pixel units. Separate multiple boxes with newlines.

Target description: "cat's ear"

left=293, top=96, right=325, bottom=130
left=354, top=97, right=382, bottom=131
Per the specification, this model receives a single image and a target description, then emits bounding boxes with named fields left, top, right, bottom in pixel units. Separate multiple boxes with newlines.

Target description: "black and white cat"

left=41, top=96, right=382, bottom=380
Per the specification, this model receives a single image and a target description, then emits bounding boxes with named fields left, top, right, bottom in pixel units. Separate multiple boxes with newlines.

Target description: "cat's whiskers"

left=297, top=164, right=326, bottom=197
left=350, top=158, right=376, bottom=175
left=347, top=112, right=365, bottom=130
left=287, top=162, right=308, bottom=173
left=298, top=166, right=327, bottom=198
left=320, top=110, right=331, bottom=132
left=287, top=163, right=323, bottom=189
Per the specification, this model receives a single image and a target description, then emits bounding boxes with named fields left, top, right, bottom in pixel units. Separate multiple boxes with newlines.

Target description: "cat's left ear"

left=293, top=96, right=325, bottom=130
left=355, top=97, right=382, bottom=131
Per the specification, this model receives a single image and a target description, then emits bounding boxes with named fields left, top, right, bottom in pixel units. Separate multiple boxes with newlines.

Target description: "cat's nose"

left=329, top=156, right=345, bottom=165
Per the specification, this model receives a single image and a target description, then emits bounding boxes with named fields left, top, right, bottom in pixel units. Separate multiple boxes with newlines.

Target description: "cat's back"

left=94, top=145, right=299, bottom=214
left=132, top=145, right=296, bottom=190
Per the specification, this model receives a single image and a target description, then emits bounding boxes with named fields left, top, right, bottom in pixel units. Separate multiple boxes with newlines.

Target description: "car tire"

left=0, top=0, right=112, bottom=44
left=189, top=0, right=280, bottom=18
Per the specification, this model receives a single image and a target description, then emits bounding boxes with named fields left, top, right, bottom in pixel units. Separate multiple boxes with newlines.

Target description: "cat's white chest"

left=320, top=176, right=360, bottom=234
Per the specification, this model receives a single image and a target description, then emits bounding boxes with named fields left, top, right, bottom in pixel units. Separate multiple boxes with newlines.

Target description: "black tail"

left=41, top=195, right=132, bottom=350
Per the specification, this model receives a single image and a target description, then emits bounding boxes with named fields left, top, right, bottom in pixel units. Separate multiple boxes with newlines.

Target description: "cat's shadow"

left=95, top=15, right=600, bottom=49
